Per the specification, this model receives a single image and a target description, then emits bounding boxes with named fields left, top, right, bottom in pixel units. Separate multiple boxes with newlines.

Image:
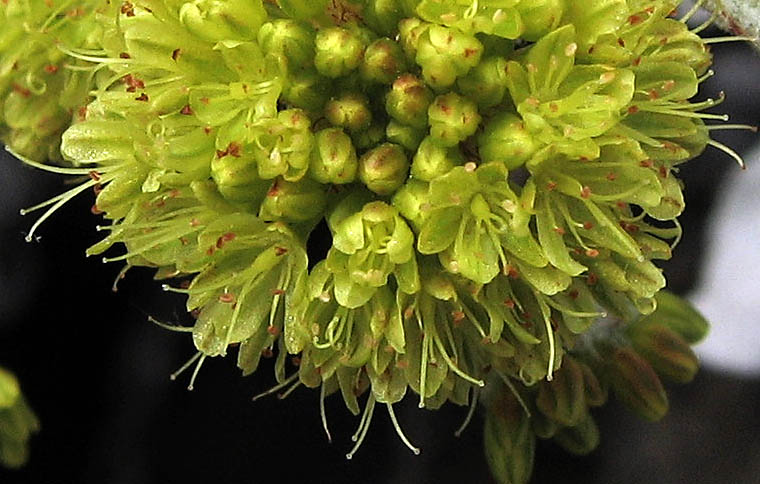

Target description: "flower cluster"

left=1, top=0, right=753, bottom=481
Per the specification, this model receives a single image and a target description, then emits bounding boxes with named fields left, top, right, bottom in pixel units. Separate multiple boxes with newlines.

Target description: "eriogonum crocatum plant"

left=1, top=0, right=756, bottom=482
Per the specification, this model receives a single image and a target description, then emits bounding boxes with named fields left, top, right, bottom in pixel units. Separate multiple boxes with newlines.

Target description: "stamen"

left=387, top=403, right=421, bottom=455
left=20, top=177, right=105, bottom=242
left=252, top=372, right=299, bottom=401
left=169, top=351, right=202, bottom=381
left=691, top=5, right=719, bottom=34
left=148, top=315, right=194, bottom=333
left=320, top=383, right=332, bottom=443
left=6, top=147, right=117, bottom=175
left=679, top=0, right=704, bottom=24
left=277, top=379, right=302, bottom=399
left=112, top=264, right=131, bottom=292
left=187, top=354, right=207, bottom=391
left=708, top=139, right=747, bottom=169
left=430, top=322, right=485, bottom=387
left=706, top=124, right=758, bottom=132
left=346, top=395, right=376, bottom=460
left=702, top=36, right=759, bottom=44
left=454, top=388, right=479, bottom=438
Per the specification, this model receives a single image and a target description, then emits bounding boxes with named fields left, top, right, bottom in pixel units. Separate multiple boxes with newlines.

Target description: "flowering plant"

left=0, top=0, right=755, bottom=481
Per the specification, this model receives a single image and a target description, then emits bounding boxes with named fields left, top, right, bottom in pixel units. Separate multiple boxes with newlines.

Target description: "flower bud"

left=281, top=69, right=330, bottom=114
left=552, top=413, right=600, bottom=456
left=352, top=122, right=386, bottom=151
left=385, top=74, right=434, bottom=129
left=391, top=178, right=430, bottom=231
left=260, top=177, right=327, bottom=223
left=179, top=0, right=266, bottom=42
left=415, top=25, right=483, bottom=89
left=428, top=92, right=481, bottom=147
left=257, top=19, right=315, bottom=72
left=457, top=56, right=508, bottom=108
left=314, top=26, right=366, bottom=78
left=608, top=346, right=669, bottom=422
left=362, top=0, right=407, bottom=37
left=536, top=356, right=586, bottom=427
left=386, top=120, right=424, bottom=151
left=484, top=394, right=536, bottom=484
left=398, top=17, right=428, bottom=60
left=514, top=0, right=564, bottom=42
left=310, top=128, right=358, bottom=184
left=358, top=143, right=410, bottom=195
left=411, top=136, right=463, bottom=181
left=361, top=37, right=407, bottom=84
left=628, top=324, right=699, bottom=384
left=325, top=92, right=372, bottom=133
left=478, top=112, right=537, bottom=169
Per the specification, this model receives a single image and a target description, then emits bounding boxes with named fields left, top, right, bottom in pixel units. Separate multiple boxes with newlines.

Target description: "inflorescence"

left=1, top=0, right=755, bottom=481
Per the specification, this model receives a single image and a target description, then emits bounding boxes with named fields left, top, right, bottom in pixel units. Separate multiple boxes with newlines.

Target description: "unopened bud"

left=314, top=26, right=366, bottom=78
left=536, top=356, right=586, bottom=427
left=257, top=19, right=315, bottom=71
left=361, top=38, right=407, bottom=84
left=386, top=120, right=425, bottom=151
left=179, top=0, right=266, bottom=42
left=358, top=143, right=410, bottom=195
left=457, top=56, right=508, bottom=108
left=552, top=413, right=600, bottom=456
left=310, top=128, right=358, bottom=184
left=628, top=324, right=700, bottom=384
left=386, top=74, right=434, bottom=129
left=411, top=136, right=463, bottom=181
left=415, top=25, right=483, bottom=89
left=478, top=113, right=537, bottom=169
left=428, top=92, right=481, bottom=147
left=391, top=178, right=430, bottom=231
left=608, top=346, right=669, bottom=422
left=260, top=177, right=327, bottom=222
left=325, top=92, right=372, bottom=133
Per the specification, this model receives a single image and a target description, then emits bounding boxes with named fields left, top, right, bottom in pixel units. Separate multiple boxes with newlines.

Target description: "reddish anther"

left=218, top=292, right=236, bottom=303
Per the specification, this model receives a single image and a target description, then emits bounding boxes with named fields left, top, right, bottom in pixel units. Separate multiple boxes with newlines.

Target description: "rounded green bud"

left=310, top=128, right=358, bottom=184
left=478, top=112, right=537, bottom=169
left=415, top=25, right=483, bottom=89
left=281, top=69, right=330, bottom=114
left=386, top=120, right=424, bottom=151
left=385, top=74, right=434, bottom=129
left=260, top=177, right=327, bottom=223
left=411, top=136, right=464, bottom=181
left=391, top=178, right=430, bottom=231
left=428, top=92, right=481, bottom=147
left=358, top=142, right=410, bottom=195
left=514, top=0, right=564, bottom=42
left=628, top=324, right=700, bottom=384
left=457, top=56, right=508, bottom=108
left=360, top=37, right=407, bottom=84
left=314, top=27, right=366, bottom=78
left=325, top=92, right=372, bottom=133
left=362, top=0, right=406, bottom=37
left=179, top=0, right=266, bottom=42
left=211, top=145, right=270, bottom=204
left=257, top=19, right=315, bottom=72
left=608, top=346, right=669, bottom=422
left=398, top=17, right=428, bottom=60
left=352, top=121, right=386, bottom=151
left=536, top=356, right=585, bottom=427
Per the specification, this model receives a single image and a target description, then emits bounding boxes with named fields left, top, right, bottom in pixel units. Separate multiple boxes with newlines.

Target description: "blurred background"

left=1, top=8, right=759, bottom=484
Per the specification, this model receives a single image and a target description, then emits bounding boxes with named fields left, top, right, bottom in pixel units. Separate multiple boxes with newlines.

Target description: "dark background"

left=1, top=24, right=759, bottom=484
